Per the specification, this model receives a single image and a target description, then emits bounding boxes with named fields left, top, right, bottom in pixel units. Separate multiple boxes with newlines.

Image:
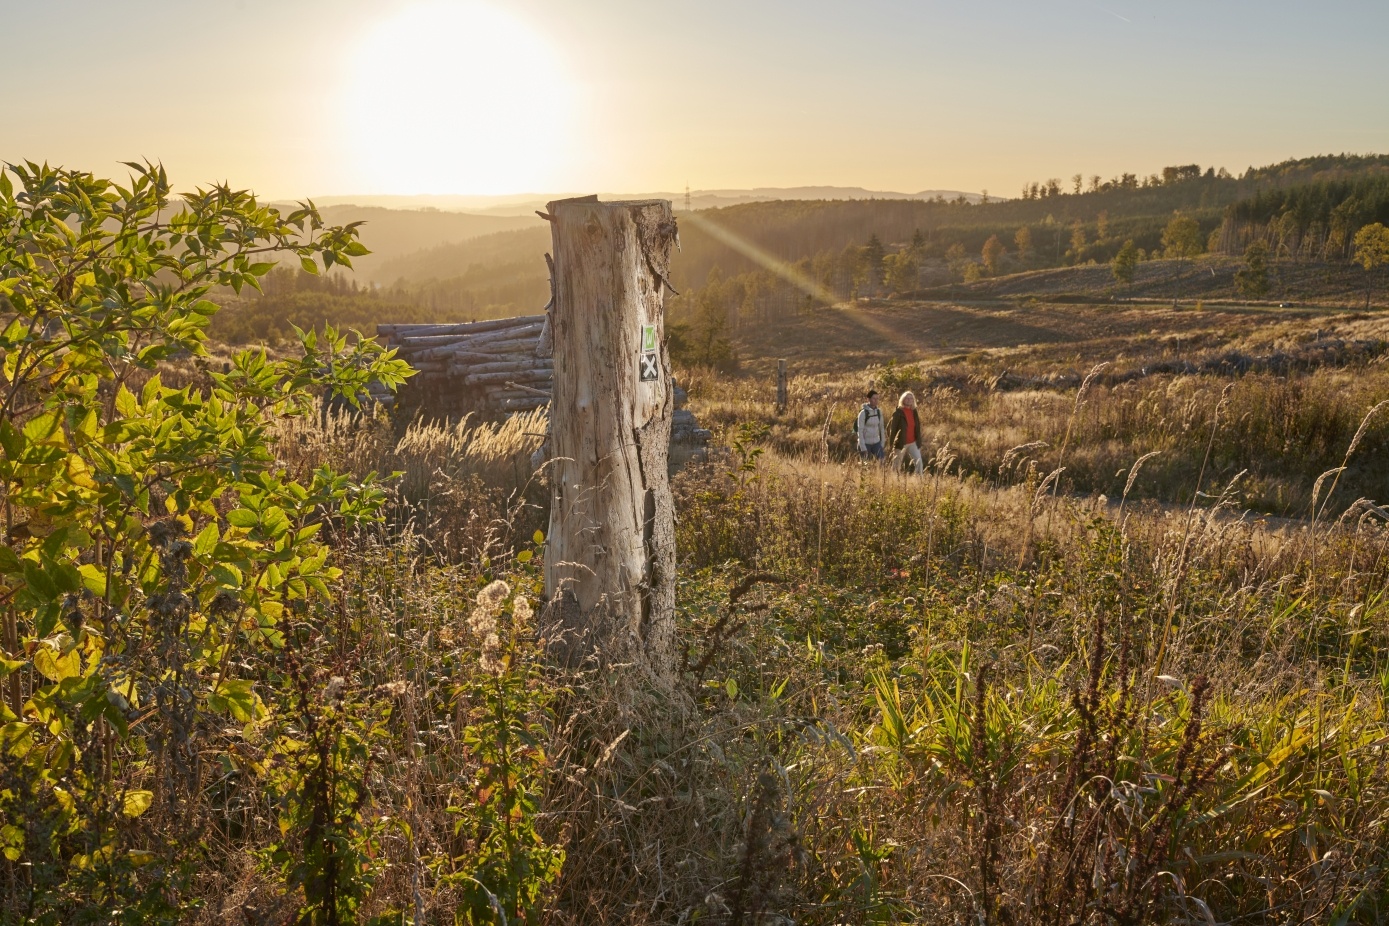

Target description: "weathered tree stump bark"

left=542, top=197, right=679, bottom=678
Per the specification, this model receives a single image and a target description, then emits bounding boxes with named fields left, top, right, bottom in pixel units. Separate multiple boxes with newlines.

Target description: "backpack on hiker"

left=853, top=403, right=882, bottom=444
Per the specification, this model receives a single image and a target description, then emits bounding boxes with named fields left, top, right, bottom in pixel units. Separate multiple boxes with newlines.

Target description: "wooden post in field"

left=776, top=359, right=788, bottom=414
left=541, top=196, right=679, bottom=678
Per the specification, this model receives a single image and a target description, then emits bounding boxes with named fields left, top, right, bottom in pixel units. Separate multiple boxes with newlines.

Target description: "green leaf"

left=73, top=408, right=98, bottom=445
left=0, top=420, right=23, bottom=460
left=212, top=563, right=243, bottom=587
left=259, top=506, right=289, bottom=538
left=141, top=373, right=163, bottom=406
left=77, top=564, right=106, bottom=597
left=207, top=679, right=264, bottom=722
left=22, top=410, right=64, bottom=448
left=22, top=560, right=57, bottom=601
left=115, top=385, right=140, bottom=418
left=299, top=256, right=319, bottom=275
left=122, top=790, right=154, bottom=818
left=33, top=604, right=61, bottom=639
left=47, top=559, right=81, bottom=595
left=533, top=529, right=545, bottom=545
left=193, top=522, right=220, bottom=557
left=516, top=549, right=533, bottom=564
left=226, top=508, right=259, bottom=529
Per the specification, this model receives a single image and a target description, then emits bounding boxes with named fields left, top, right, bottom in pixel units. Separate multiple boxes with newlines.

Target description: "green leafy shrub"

left=0, top=161, right=409, bottom=922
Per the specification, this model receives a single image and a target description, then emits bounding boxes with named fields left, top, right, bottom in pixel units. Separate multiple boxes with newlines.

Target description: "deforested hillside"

left=207, top=153, right=1389, bottom=350
left=931, top=256, right=1387, bottom=307
left=352, top=154, right=1389, bottom=339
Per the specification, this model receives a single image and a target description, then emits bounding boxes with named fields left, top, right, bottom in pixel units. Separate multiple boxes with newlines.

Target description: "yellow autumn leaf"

left=122, top=790, right=154, bottom=818
left=33, top=645, right=80, bottom=683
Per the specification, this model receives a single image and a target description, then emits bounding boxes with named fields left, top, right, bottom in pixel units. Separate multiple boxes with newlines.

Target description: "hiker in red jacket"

left=887, top=390, right=924, bottom=474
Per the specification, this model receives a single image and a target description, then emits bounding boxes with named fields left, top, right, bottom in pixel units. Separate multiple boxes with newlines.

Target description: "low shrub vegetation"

left=4, top=162, right=1388, bottom=924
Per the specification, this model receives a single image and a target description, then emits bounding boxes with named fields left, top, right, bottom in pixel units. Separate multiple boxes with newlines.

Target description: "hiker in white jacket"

left=855, top=390, right=886, bottom=461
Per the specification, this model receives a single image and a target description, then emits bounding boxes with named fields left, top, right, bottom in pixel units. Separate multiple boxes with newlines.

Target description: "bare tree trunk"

left=542, top=197, right=679, bottom=679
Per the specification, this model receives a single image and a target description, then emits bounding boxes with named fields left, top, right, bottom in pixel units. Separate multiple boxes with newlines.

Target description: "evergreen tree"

left=864, top=234, right=886, bottom=287
left=1234, top=241, right=1270, bottom=299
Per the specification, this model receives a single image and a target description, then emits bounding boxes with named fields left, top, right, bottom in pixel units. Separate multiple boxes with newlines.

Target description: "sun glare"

left=341, top=1, right=574, bottom=195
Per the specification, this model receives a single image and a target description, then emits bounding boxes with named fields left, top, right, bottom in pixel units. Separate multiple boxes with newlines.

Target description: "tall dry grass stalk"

left=272, top=405, right=549, bottom=562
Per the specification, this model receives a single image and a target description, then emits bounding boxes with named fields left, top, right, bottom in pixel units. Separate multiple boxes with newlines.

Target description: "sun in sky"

left=339, top=1, right=577, bottom=195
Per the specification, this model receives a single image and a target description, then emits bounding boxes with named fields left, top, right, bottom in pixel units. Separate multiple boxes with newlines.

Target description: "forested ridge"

left=215, top=153, right=1389, bottom=347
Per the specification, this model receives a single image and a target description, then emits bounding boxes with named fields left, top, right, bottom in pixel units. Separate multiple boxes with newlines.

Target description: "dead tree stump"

left=542, top=197, right=679, bottom=677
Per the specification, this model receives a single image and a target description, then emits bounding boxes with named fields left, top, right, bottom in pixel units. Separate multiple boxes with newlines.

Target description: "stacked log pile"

left=372, top=315, right=552, bottom=418
left=371, top=314, right=712, bottom=447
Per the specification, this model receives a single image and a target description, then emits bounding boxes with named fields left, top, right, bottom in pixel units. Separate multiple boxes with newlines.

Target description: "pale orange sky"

left=4, top=0, right=1388, bottom=200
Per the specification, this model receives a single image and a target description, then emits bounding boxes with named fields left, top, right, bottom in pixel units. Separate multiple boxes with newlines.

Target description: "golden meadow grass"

left=158, top=346, right=1389, bottom=922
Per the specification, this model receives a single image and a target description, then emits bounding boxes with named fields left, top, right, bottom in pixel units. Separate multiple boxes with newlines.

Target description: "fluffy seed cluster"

left=470, top=580, right=513, bottom=675
left=469, top=579, right=511, bottom=636
left=479, top=633, right=505, bottom=676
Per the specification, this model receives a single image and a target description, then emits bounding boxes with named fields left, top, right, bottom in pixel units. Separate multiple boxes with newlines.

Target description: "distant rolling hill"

left=309, top=186, right=990, bottom=217
left=258, top=153, right=1389, bottom=327
left=284, top=189, right=983, bottom=287
left=274, top=204, right=542, bottom=282
left=370, top=195, right=1018, bottom=294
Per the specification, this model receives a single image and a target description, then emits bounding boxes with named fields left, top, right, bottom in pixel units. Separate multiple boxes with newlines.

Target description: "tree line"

left=216, top=154, right=1389, bottom=350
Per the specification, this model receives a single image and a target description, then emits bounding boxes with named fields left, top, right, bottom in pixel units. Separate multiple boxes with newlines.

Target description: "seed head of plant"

left=469, top=579, right=511, bottom=635
left=1123, top=451, right=1162, bottom=500
left=1074, top=361, right=1110, bottom=409
left=1346, top=399, right=1388, bottom=460
left=480, top=632, right=505, bottom=675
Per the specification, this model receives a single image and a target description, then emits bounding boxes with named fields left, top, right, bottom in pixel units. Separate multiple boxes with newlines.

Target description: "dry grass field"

left=243, top=292, right=1389, bottom=923
left=189, top=386, right=1389, bottom=923
left=731, top=291, right=1373, bottom=375
left=11, top=244, right=1389, bottom=922
left=697, top=296, right=1389, bottom=516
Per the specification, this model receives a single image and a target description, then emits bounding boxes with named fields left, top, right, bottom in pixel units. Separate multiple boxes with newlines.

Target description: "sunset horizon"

left=6, top=0, right=1386, bottom=200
